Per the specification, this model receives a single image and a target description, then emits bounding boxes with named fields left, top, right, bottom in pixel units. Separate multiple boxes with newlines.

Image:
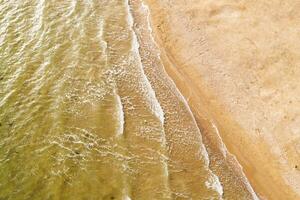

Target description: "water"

left=0, top=0, right=222, bottom=199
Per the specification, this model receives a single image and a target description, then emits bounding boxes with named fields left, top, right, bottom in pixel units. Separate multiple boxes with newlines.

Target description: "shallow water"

left=0, top=0, right=222, bottom=199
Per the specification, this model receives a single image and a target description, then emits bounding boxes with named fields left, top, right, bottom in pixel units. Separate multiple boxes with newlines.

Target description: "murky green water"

left=0, top=0, right=223, bottom=199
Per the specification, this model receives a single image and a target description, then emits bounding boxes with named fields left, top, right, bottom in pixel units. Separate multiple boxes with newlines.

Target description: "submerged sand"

left=141, top=0, right=300, bottom=199
left=0, top=0, right=237, bottom=199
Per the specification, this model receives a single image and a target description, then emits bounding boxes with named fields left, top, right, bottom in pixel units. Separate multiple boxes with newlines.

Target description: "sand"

left=140, top=0, right=300, bottom=199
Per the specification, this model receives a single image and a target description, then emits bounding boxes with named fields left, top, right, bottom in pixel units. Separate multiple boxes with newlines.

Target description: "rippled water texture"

left=0, top=0, right=222, bottom=199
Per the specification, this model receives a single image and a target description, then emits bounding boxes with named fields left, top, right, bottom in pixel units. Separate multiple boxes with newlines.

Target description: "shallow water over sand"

left=0, top=0, right=225, bottom=199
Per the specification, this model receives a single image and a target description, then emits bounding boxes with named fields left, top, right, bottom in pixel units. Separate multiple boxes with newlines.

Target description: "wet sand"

left=129, top=1, right=223, bottom=199
left=130, top=0, right=258, bottom=199
left=141, top=0, right=300, bottom=199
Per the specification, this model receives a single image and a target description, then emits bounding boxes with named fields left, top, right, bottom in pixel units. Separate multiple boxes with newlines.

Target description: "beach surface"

left=142, top=0, right=300, bottom=199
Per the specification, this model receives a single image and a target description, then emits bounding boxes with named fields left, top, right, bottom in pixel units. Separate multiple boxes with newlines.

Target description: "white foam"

left=211, top=120, right=259, bottom=200
left=97, top=19, right=108, bottom=67
left=141, top=2, right=157, bottom=45
left=115, top=93, right=125, bottom=136
left=123, top=195, right=131, bottom=200
left=211, top=122, right=228, bottom=158
left=205, top=173, right=224, bottom=198
left=124, top=0, right=165, bottom=124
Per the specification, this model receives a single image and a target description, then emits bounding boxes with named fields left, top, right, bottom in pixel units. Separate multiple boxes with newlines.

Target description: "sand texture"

left=142, top=0, right=300, bottom=199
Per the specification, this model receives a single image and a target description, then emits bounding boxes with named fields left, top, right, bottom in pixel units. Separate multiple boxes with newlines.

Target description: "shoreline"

left=128, top=0, right=223, bottom=198
left=140, top=0, right=300, bottom=199
left=129, top=0, right=259, bottom=199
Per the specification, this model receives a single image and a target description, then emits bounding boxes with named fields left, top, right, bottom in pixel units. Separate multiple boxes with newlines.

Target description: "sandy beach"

left=1, top=0, right=299, bottom=199
left=138, top=0, right=300, bottom=199
left=130, top=0, right=259, bottom=199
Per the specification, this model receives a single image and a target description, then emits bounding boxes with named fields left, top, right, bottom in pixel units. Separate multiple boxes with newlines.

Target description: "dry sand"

left=141, top=0, right=300, bottom=199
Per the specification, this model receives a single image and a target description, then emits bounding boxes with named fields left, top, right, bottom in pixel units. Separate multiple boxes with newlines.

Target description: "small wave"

left=124, top=0, right=165, bottom=124
left=115, top=92, right=124, bottom=136
left=205, top=173, right=224, bottom=197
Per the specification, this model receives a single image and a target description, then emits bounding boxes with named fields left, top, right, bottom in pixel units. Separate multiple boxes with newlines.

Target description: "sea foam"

left=124, top=0, right=165, bottom=124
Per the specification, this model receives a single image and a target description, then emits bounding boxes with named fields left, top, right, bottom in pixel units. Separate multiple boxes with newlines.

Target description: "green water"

left=0, top=0, right=223, bottom=199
